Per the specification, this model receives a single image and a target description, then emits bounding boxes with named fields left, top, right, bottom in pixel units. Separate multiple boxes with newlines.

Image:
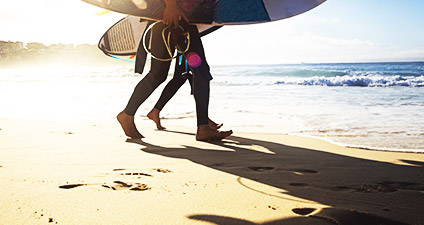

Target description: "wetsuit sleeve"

left=135, top=20, right=154, bottom=74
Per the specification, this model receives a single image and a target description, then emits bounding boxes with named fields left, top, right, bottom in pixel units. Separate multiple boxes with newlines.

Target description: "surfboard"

left=98, top=16, right=219, bottom=56
left=82, top=0, right=327, bottom=25
left=98, top=16, right=146, bottom=56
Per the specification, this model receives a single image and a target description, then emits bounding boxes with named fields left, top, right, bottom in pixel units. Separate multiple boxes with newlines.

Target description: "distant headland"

left=0, top=40, right=125, bottom=67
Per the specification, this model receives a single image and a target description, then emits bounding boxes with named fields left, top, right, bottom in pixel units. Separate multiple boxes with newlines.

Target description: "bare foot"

left=117, top=111, right=144, bottom=138
left=196, top=124, right=232, bottom=141
left=208, top=118, right=223, bottom=130
left=147, top=108, right=166, bottom=130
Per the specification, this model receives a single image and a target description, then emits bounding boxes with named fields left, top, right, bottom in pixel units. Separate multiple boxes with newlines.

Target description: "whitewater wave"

left=212, top=62, right=424, bottom=87
left=275, top=75, right=424, bottom=87
left=214, top=74, right=424, bottom=87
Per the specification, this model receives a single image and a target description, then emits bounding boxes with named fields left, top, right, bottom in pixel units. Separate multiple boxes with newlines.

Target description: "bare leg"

left=117, top=111, right=144, bottom=139
left=196, top=124, right=232, bottom=141
left=147, top=108, right=166, bottom=130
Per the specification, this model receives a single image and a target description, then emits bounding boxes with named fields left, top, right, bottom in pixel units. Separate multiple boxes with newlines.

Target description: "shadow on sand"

left=127, top=130, right=424, bottom=225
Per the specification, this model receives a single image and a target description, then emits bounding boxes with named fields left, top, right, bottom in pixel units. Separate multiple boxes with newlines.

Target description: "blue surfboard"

left=82, top=0, right=326, bottom=25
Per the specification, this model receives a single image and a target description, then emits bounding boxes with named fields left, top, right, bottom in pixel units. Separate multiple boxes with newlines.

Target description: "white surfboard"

left=98, top=16, right=219, bottom=56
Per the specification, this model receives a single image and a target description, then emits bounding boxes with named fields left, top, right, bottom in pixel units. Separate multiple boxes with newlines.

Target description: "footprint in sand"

left=120, top=172, right=152, bottom=177
left=331, top=181, right=424, bottom=194
left=58, top=184, right=86, bottom=189
left=102, top=181, right=149, bottom=191
left=378, top=180, right=424, bottom=192
left=60, top=168, right=155, bottom=191
left=154, top=168, right=173, bottom=173
left=289, top=183, right=310, bottom=187
left=355, top=184, right=398, bottom=193
left=59, top=181, right=149, bottom=191
left=331, top=186, right=356, bottom=192
left=329, top=184, right=396, bottom=193
left=289, top=169, right=318, bottom=174
left=113, top=168, right=173, bottom=174
left=292, top=208, right=317, bottom=216
left=110, top=169, right=154, bottom=177
left=248, top=166, right=275, bottom=172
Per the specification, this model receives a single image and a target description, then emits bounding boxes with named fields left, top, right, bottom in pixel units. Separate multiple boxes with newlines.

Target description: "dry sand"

left=1, top=118, right=423, bottom=225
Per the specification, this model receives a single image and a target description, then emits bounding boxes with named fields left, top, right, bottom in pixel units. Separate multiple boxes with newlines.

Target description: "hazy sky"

left=1, top=0, right=423, bottom=64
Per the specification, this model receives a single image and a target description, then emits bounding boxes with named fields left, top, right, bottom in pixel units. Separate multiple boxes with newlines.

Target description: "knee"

left=138, top=72, right=167, bottom=91
left=150, top=71, right=168, bottom=87
left=157, top=69, right=169, bottom=82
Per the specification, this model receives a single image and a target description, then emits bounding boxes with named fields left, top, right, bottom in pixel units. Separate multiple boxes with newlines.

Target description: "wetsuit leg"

left=124, top=22, right=174, bottom=116
left=153, top=54, right=187, bottom=111
left=153, top=24, right=220, bottom=112
left=183, top=25, right=212, bottom=126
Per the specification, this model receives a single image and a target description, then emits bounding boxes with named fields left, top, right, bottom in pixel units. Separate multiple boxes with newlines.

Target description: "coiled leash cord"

left=142, top=21, right=190, bottom=61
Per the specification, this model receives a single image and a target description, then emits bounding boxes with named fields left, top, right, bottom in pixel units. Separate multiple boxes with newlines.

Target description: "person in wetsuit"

left=117, top=0, right=232, bottom=141
left=145, top=24, right=223, bottom=130
left=146, top=52, right=223, bottom=131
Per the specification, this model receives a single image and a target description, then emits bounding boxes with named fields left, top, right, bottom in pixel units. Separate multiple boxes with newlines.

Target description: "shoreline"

left=142, top=116, right=424, bottom=154
left=290, top=133, right=424, bottom=154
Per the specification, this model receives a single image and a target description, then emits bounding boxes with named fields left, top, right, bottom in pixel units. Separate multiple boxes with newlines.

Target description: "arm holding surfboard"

left=163, top=0, right=188, bottom=26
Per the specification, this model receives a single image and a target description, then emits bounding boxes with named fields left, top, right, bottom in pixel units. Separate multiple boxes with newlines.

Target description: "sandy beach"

left=1, top=117, right=423, bottom=225
left=2, top=0, right=424, bottom=223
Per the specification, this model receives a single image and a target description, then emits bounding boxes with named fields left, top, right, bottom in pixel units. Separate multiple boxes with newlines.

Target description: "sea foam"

left=276, top=75, right=424, bottom=87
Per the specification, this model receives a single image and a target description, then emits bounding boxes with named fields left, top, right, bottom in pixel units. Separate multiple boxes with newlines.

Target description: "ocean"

left=1, top=62, right=423, bottom=152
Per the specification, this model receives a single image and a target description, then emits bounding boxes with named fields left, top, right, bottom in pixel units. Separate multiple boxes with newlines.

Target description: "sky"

left=1, top=0, right=424, bottom=64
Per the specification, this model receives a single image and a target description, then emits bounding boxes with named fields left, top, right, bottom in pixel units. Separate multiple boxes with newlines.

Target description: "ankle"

left=118, top=111, right=133, bottom=119
left=197, top=124, right=210, bottom=131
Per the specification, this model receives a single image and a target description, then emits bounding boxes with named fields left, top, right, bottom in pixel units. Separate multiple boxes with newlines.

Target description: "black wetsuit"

left=153, top=53, right=192, bottom=111
left=124, top=21, right=218, bottom=126
left=153, top=25, right=221, bottom=112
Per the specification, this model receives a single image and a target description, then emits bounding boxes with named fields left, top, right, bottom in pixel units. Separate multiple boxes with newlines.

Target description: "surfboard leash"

left=109, top=55, right=135, bottom=63
left=142, top=21, right=190, bottom=62
left=98, top=43, right=136, bottom=63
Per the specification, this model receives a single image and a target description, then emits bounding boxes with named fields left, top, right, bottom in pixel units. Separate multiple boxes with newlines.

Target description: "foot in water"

left=117, top=111, right=144, bottom=138
left=147, top=108, right=166, bottom=130
left=196, top=124, right=232, bottom=141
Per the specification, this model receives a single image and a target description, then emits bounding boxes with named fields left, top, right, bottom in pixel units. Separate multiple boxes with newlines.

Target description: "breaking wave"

left=275, top=74, right=424, bottom=87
